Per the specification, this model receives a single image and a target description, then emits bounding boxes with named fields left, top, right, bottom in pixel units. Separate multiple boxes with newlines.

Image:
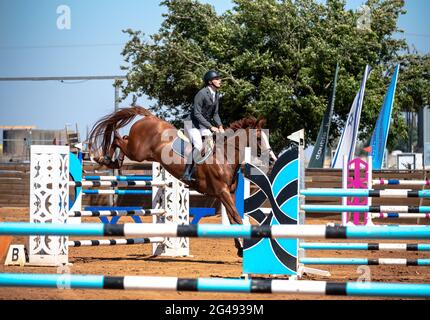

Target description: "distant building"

left=1, top=127, right=67, bottom=162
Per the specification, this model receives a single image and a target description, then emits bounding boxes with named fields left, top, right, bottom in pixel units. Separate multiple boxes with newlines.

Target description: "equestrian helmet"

left=203, top=70, right=221, bottom=84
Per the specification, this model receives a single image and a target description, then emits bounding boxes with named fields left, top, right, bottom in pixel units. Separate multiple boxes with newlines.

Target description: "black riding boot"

left=182, top=148, right=198, bottom=182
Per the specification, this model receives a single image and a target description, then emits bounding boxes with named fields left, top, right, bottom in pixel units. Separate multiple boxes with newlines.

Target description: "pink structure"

left=346, top=158, right=370, bottom=225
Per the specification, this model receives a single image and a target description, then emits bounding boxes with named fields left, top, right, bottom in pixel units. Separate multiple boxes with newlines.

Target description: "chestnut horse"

left=88, top=106, right=277, bottom=257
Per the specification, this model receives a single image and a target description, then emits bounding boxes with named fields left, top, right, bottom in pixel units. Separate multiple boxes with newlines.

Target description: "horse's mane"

left=228, top=117, right=266, bottom=131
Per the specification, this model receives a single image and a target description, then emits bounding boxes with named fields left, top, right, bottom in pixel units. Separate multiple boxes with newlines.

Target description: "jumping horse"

left=88, top=106, right=277, bottom=257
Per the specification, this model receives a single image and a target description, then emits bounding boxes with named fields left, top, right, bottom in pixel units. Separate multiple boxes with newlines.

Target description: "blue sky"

left=0, top=0, right=429, bottom=141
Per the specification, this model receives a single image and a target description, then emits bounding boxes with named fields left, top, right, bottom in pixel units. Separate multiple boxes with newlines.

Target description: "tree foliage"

left=120, top=0, right=429, bottom=153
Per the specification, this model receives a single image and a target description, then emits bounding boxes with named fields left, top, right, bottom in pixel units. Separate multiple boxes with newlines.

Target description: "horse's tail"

left=88, top=106, right=153, bottom=155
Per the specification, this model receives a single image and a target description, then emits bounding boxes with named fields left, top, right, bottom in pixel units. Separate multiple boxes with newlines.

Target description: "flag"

left=309, top=63, right=340, bottom=168
left=369, top=64, right=400, bottom=169
left=363, top=146, right=372, bottom=153
left=331, top=65, right=372, bottom=168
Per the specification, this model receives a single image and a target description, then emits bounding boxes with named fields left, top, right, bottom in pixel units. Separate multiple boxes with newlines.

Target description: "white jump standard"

left=28, top=145, right=190, bottom=266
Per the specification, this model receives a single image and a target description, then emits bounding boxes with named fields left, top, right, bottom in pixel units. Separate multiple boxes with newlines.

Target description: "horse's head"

left=254, top=118, right=278, bottom=166
left=229, top=117, right=277, bottom=166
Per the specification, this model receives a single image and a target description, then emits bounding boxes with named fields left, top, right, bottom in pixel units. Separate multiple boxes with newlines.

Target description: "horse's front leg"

left=109, top=136, right=129, bottom=169
left=95, top=136, right=127, bottom=169
left=218, top=188, right=244, bottom=257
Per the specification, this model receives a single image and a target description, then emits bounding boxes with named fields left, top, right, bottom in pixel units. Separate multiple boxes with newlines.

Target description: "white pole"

left=342, top=155, right=348, bottom=225
left=221, top=205, right=230, bottom=225
left=243, top=147, right=251, bottom=225
left=366, top=155, right=374, bottom=225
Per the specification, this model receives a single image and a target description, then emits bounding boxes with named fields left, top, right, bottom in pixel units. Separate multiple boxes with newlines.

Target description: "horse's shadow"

left=70, top=255, right=241, bottom=265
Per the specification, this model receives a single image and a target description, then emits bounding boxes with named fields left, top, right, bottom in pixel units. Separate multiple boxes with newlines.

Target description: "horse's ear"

left=257, top=118, right=267, bottom=128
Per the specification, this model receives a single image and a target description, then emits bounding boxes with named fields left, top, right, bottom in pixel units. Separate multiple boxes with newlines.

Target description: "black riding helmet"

left=203, top=70, right=221, bottom=85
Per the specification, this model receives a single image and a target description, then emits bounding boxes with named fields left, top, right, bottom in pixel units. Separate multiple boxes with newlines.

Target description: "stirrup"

left=183, top=176, right=196, bottom=183
left=182, top=171, right=196, bottom=182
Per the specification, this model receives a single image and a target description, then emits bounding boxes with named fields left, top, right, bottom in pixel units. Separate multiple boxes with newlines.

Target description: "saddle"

left=172, top=130, right=214, bottom=164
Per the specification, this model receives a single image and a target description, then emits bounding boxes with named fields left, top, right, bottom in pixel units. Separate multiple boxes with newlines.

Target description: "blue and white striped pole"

left=67, top=237, right=164, bottom=247
left=301, top=189, right=430, bottom=198
left=82, top=190, right=152, bottom=195
left=371, top=213, right=430, bottom=219
left=68, top=209, right=165, bottom=218
left=300, top=258, right=430, bottom=266
left=83, top=175, right=152, bottom=181
left=374, top=179, right=430, bottom=186
left=302, top=205, right=430, bottom=213
left=70, top=181, right=167, bottom=187
left=0, top=273, right=430, bottom=297
left=300, top=242, right=430, bottom=251
left=2, top=223, right=430, bottom=239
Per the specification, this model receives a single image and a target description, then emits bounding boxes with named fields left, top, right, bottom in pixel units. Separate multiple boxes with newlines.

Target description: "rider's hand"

left=219, top=127, right=225, bottom=134
left=211, top=126, right=219, bottom=133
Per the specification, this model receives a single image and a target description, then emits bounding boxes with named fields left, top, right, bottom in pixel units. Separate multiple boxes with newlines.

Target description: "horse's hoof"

left=89, top=157, right=99, bottom=164
left=94, top=156, right=112, bottom=166
left=237, top=247, right=243, bottom=258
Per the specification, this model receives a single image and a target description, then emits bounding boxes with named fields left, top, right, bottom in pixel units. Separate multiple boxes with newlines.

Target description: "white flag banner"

left=331, top=65, right=371, bottom=168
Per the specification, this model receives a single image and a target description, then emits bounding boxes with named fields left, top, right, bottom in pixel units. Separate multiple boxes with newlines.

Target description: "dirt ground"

left=0, top=207, right=429, bottom=300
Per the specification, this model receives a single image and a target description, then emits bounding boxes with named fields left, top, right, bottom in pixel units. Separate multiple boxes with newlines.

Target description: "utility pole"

left=114, top=78, right=123, bottom=112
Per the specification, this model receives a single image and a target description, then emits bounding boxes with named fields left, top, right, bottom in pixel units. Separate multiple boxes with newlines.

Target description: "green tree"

left=390, top=53, right=430, bottom=151
left=120, top=0, right=428, bottom=153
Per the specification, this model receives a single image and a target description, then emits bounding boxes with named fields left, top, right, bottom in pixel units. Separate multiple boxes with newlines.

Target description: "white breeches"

left=184, top=122, right=212, bottom=152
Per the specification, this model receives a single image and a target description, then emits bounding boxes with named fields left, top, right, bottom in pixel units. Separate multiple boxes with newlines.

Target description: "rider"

left=182, top=70, right=225, bottom=182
